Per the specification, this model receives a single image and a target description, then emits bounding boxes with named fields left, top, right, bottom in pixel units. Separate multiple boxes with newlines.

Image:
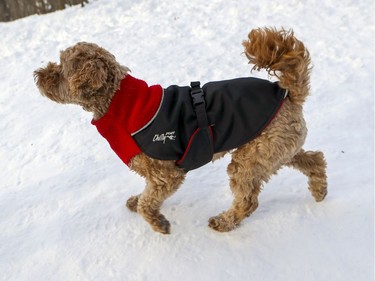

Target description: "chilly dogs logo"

left=153, top=131, right=176, bottom=144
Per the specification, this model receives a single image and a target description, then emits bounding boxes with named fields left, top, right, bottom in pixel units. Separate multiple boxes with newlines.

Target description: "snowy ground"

left=0, top=0, right=374, bottom=280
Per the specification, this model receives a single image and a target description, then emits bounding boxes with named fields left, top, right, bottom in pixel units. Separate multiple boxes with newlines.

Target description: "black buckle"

left=190, top=81, right=205, bottom=105
left=191, top=89, right=205, bottom=105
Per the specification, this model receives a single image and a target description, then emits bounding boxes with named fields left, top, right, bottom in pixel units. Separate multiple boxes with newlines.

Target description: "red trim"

left=256, top=98, right=286, bottom=138
left=176, top=126, right=214, bottom=165
left=177, top=128, right=201, bottom=165
left=209, top=126, right=213, bottom=142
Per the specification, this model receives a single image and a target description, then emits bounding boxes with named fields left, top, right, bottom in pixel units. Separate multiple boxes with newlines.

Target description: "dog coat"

left=92, top=74, right=287, bottom=172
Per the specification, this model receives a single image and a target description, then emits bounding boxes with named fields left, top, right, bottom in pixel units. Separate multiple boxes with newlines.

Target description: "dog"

left=34, top=27, right=327, bottom=234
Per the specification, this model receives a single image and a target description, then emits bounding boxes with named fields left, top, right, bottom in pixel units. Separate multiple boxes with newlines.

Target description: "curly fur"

left=34, top=27, right=327, bottom=234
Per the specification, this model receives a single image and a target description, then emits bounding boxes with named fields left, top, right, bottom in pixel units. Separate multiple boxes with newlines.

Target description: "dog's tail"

left=242, top=27, right=311, bottom=105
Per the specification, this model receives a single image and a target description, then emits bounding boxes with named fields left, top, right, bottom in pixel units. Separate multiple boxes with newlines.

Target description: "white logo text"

left=153, top=131, right=176, bottom=144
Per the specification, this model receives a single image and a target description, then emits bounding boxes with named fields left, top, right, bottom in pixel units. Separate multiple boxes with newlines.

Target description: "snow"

left=0, top=0, right=374, bottom=280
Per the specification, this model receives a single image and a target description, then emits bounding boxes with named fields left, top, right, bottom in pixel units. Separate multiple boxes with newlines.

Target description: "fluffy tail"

left=242, top=27, right=311, bottom=105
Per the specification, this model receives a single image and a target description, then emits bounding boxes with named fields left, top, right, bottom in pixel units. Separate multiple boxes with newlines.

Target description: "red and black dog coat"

left=92, top=74, right=287, bottom=172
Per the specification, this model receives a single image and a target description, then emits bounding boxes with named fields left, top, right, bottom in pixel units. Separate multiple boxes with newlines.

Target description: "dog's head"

left=34, top=42, right=129, bottom=115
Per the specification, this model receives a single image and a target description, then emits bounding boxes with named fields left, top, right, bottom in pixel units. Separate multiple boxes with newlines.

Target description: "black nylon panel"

left=204, top=77, right=285, bottom=151
left=133, top=85, right=197, bottom=160
left=132, top=77, right=286, bottom=167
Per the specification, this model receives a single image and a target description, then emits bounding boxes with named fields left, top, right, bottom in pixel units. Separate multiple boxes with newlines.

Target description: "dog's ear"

left=68, top=58, right=107, bottom=97
left=34, top=62, right=66, bottom=102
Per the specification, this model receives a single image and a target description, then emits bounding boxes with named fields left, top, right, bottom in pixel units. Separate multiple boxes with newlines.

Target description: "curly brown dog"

left=34, top=28, right=327, bottom=234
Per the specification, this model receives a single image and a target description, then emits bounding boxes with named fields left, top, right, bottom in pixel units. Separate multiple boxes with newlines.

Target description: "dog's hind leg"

left=208, top=142, right=284, bottom=232
left=286, top=149, right=328, bottom=202
left=208, top=165, right=261, bottom=232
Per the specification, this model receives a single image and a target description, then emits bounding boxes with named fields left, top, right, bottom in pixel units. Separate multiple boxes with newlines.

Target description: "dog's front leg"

left=126, top=194, right=140, bottom=212
left=129, top=155, right=185, bottom=234
left=136, top=181, right=179, bottom=234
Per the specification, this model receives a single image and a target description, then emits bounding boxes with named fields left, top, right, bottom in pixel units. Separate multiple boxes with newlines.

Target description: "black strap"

left=175, top=81, right=214, bottom=172
left=190, top=81, right=209, bottom=128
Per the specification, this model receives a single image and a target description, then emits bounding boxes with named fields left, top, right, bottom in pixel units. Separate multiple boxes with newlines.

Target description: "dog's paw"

left=208, top=214, right=238, bottom=232
left=126, top=196, right=139, bottom=212
left=312, top=189, right=328, bottom=202
left=151, top=215, right=171, bottom=235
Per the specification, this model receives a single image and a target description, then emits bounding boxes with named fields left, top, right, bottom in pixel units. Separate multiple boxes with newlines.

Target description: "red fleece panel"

left=93, top=113, right=141, bottom=165
left=107, top=75, right=163, bottom=134
left=92, top=75, right=163, bottom=166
